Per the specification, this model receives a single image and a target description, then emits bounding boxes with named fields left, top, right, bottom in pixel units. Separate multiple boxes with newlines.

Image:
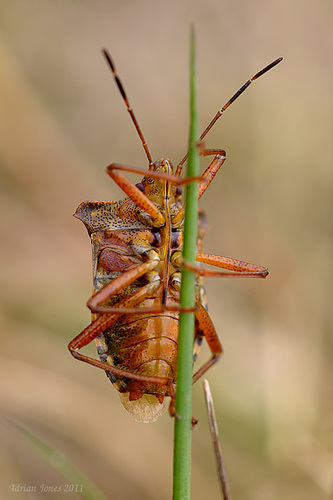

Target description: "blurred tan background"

left=0, top=1, right=332, bottom=499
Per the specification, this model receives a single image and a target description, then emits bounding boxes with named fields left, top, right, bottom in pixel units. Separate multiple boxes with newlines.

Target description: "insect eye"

left=136, top=182, right=145, bottom=192
left=176, top=186, right=182, bottom=196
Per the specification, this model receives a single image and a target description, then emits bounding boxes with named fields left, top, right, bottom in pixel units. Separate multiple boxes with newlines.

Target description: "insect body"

left=68, top=50, right=282, bottom=422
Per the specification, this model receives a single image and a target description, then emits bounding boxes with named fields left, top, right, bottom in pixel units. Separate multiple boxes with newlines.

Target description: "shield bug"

left=68, top=50, right=282, bottom=422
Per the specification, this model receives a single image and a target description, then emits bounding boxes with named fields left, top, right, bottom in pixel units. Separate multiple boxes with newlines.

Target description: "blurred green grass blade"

left=10, top=420, right=107, bottom=500
left=173, top=23, right=199, bottom=500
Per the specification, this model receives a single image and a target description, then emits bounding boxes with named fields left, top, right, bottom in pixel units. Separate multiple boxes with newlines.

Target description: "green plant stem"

left=173, top=24, right=199, bottom=500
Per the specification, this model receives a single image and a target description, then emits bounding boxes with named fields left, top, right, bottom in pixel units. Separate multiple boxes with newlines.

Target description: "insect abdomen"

left=95, top=300, right=179, bottom=400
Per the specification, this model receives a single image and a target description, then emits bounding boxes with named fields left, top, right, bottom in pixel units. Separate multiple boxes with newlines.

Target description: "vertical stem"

left=203, top=380, right=231, bottom=500
left=173, top=24, right=199, bottom=500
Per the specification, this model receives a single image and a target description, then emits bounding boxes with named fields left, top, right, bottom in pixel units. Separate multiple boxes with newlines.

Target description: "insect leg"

left=106, top=162, right=202, bottom=225
left=197, top=147, right=227, bottom=199
left=106, top=163, right=183, bottom=226
left=194, top=253, right=268, bottom=278
left=170, top=148, right=226, bottom=226
left=68, top=281, right=173, bottom=387
left=87, top=251, right=159, bottom=312
left=192, top=299, right=223, bottom=384
left=183, top=262, right=268, bottom=279
left=88, top=246, right=195, bottom=314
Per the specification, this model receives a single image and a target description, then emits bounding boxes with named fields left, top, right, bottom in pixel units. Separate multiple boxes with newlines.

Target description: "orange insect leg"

left=68, top=281, right=172, bottom=388
left=195, top=253, right=269, bottom=278
left=87, top=254, right=159, bottom=312
left=197, top=146, right=227, bottom=200
left=192, top=299, right=223, bottom=385
left=171, top=147, right=227, bottom=226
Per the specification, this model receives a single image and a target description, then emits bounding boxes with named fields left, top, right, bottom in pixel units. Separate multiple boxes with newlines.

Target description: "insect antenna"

left=102, top=49, right=154, bottom=169
left=176, top=56, right=283, bottom=176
